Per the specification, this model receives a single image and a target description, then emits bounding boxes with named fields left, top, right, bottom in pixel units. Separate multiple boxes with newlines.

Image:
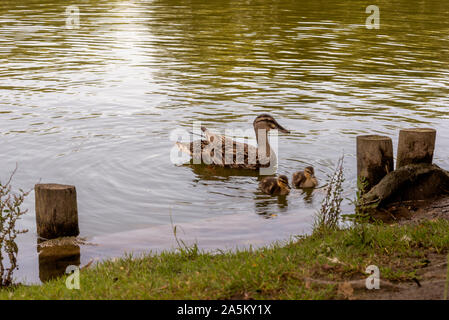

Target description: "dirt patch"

left=343, top=196, right=449, bottom=300
left=371, top=196, right=449, bottom=224
left=305, top=251, right=448, bottom=300
left=355, top=253, right=448, bottom=300
left=304, top=251, right=448, bottom=300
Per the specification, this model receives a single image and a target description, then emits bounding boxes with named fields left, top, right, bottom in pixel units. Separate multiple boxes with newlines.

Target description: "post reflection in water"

left=37, top=243, right=80, bottom=283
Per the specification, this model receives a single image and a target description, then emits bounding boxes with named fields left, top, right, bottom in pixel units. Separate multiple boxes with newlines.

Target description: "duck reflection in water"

left=253, top=191, right=289, bottom=217
left=300, top=187, right=315, bottom=204
left=187, top=162, right=259, bottom=183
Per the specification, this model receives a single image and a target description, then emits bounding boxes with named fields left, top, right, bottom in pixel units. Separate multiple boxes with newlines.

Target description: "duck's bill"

left=276, top=124, right=290, bottom=134
left=272, top=119, right=290, bottom=133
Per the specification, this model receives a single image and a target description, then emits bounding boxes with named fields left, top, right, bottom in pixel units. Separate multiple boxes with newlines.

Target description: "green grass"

left=1, top=219, right=449, bottom=300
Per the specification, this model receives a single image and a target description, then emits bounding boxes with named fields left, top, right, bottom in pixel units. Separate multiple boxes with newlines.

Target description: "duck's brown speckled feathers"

left=180, top=138, right=265, bottom=170
left=176, top=115, right=289, bottom=170
left=292, top=166, right=318, bottom=188
left=292, top=171, right=306, bottom=187
left=259, top=175, right=290, bottom=195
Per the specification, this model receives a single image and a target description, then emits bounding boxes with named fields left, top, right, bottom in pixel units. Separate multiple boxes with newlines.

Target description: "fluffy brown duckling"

left=259, top=175, right=290, bottom=195
left=292, top=166, right=318, bottom=188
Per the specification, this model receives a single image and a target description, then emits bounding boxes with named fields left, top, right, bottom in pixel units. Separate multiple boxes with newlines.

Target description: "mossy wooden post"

left=357, top=135, right=394, bottom=192
left=396, top=128, right=436, bottom=169
left=35, top=184, right=79, bottom=240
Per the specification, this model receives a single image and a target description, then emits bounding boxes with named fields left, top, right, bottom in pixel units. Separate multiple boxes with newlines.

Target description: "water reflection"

left=37, top=243, right=80, bottom=282
left=299, top=188, right=315, bottom=204
left=253, top=184, right=320, bottom=216
left=188, top=163, right=259, bottom=182
left=254, top=192, right=288, bottom=217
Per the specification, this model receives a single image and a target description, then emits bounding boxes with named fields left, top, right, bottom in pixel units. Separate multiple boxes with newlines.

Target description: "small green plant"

left=0, top=167, right=29, bottom=287
left=342, top=176, right=374, bottom=225
left=313, top=156, right=345, bottom=234
left=169, top=212, right=199, bottom=259
left=342, top=177, right=382, bottom=248
left=172, top=224, right=199, bottom=259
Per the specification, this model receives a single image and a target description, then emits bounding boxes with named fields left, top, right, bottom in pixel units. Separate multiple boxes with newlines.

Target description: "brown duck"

left=176, top=114, right=290, bottom=170
left=259, top=175, right=291, bottom=195
left=292, top=166, right=318, bottom=188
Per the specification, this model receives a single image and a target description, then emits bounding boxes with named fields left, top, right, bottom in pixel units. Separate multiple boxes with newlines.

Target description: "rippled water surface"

left=1, top=0, right=449, bottom=282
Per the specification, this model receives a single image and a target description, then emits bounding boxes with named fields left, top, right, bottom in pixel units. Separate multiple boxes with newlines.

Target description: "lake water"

left=1, top=0, right=448, bottom=283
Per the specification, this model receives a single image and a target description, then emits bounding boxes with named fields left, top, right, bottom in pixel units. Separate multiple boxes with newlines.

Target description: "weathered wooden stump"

left=357, top=135, right=394, bottom=192
left=361, top=163, right=449, bottom=209
left=35, top=184, right=79, bottom=240
left=396, top=128, right=436, bottom=169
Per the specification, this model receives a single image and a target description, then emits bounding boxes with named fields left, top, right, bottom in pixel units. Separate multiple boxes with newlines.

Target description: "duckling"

left=292, top=166, right=318, bottom=188
left=259, top=175, right=291, bottom=195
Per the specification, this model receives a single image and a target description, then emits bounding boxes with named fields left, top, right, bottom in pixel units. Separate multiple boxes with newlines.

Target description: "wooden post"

left=357, top=135, right=394, bottom=192
left=396, top=128, right=436, bottom=169
left=35, top=184, right=79, bottom=240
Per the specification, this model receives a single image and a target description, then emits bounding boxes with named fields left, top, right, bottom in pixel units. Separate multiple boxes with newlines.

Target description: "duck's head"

left=253, top=114, right=290, bottom=134
left=304, top=166, right=315, bottom=179
left=277, top=175, right=291, bottom=189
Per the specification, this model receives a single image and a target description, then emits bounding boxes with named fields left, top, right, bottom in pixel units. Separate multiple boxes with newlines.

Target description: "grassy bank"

left=1, top=219, right=449, bottom=299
